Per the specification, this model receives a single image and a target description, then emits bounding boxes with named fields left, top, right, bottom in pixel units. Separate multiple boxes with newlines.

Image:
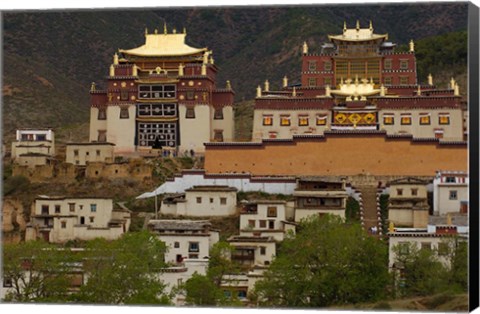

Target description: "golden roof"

left=328, top=21, right=388, bottom=42
left=120, top=33, right=207, bottom=57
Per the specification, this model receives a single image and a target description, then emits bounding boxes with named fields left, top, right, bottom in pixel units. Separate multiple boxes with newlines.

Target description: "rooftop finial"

left=343, top=21, right=347, bottom=32
left=183, top=27, right=187, bottom=34
left=178, top=63, right=184, bottom=76
left=409, top=39, right=415, bottom=52
left=173, top=28, right=177, bottom=34
left=109, top=64, right=115, bottom=77
left=154, top=29, right=158, bottom=34
left=264, top=80, right=269, bottom=92
left=145, top=28, right=148, bottom=35
left=164, top=22, right=167, bottom=34
left=132, top=64, right=138, bottom=76
left=428, top=74, right=433, bottom=86
left=256, top=85, right=262, bottom=98
left=90, top=82, right=96, bottom=92
left=380, top=84, right=386, bottom=97
left=283, top=76, right=288, bottom=88
left=113, top=52, right=119, bottom=65
left=226, top=80, right=231, bottom=90
left=369, top=20, right=373, bottom=31
left=450, top=77, right=455, bottom=90
left=325, top=85, right=331, bottom=97
left=302, top=41, right=308, bottom=54
left=292, top=86, right=297, bottom=97
left=417, top=85, right=421, bottom=96
left=454, top=83, right=460, bottom=96
left=356, top=20, right=360, bottom=30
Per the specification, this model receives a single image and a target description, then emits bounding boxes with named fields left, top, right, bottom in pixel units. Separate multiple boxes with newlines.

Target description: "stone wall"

left=2, top=198, right=28, bottom=244
left=204, top=133, right=467, bottom=177
left=85, top=160, right=152, bottom=181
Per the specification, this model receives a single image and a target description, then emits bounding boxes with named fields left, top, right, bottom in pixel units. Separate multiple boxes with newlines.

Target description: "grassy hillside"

left=2, top=3, right=468, bottom=136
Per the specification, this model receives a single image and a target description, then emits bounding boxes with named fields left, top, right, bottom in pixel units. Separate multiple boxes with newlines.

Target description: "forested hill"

left=2, top=3, right=468, bottom=136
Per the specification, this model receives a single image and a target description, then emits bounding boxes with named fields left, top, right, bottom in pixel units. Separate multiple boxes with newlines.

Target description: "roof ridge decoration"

left=328, top=20, right=388, bottom=42
left=119, top=24, right=208, bottom=57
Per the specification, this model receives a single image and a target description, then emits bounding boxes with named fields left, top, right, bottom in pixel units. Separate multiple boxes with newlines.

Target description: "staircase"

left=357, top=185, right=380, bottom=233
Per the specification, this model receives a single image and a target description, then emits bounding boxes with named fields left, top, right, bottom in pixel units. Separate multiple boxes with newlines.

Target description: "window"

left=98, top=108, right=107, bottom=120
left=419, top=114, right=430, bottom=125
left=398, top=242, right=409, bottom=255
left=435, top=129, right=444, bottom=139
left=138, top=84, right=176, bottom=99
left=421, top=242, right=431, bottom=251
left=185, top=106, right=195, bottom=119
left=3, top=277, right=12, bottom=288
left=384, top=76, right=392, bottom=85
left=260, top=246, right=266, bottom=255
left=439, top=114, right=450, bottom=125
left=384, top=59, right=392, bottom=70
left=308, top=60, right=317, bottom=71
left=401, top=115, right=411, bottom=125
left=196, top=197, right=202, bottom=204
left=262, top=115, right=273, bottom=126
left=120, top=107, right=129, bottom=119
left=55, top=205, right=61, bottom=214
left=259, top=220, right=266, bottom=228
left=397, top=189, right=403, bottom=196
left=445, top=177, right=456, bottom=183
left=238, top=290, right=247, bottom=299
left=438, top=243, right=449, bottom=256
left=220, top=198, right=227, bottom=205
left=120, top=90, right=129, bottom=101
left=96, top=150, right=101, bottom=157
left=400, top=60, right=409, bottom=70
left=174, top=242, right=180, bottom=248
left=177, top=278, right=183, bottom=286
left=189, top=254, right=199, bottom=259
left=214, top=130, right=224, bottom=142
left=186, top=90, right=194, bottom=100
left=316, top=115, right=327, bottom=126
left=68, top=203, right=75, bottom=212
left=138, top=103, right=177, bottom=117
left=86, top=151, right=90, bottom=156
left=79, top=205, right=84, bottom=210
left=267, top=206, right=277, bottom=217
left=97, top=130, right=107, bottom=142
left=189, top=242, right=199, bottom=252
left=280, top=115, right=291, bottom=126
left=383, top=115, right=394, bottom=125
left=411, top=189, right=418, bottom=196
left=298, top=116, right=309, bottom=126
left=89, top=217, right=94, bottom=223
left=400, top=76, right=409, bottom=85
left=324, top=61, right=332, bottom=71
left=41, top=205, right=49, bottom=215
left=214, top=107, right=224, bottom=120
left=210, top=198, right=214, bottom=204
left=90, top=204, right=97, bottom=212
left=449, top=190, right=458, bottom=200
left=61, top=221, right=67, bottom=229
left=74, top=149, right=79, bottom=157
left=324, top=77, right=332, bottom=86
left=268, top=220, right=275, bottom=229
left=308, top=78, right=316, bottom=87
left=248, top=220, right=255, bottom=228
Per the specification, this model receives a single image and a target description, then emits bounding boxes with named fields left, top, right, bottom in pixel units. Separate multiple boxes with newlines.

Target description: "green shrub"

left=4, top=175, right=30, bottom=195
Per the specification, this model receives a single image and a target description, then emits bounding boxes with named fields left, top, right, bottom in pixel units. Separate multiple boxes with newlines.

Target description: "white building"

left=239, top=200, right=296, bottom=241
left=161, top=185, right=238, bottom=217
left=65, top=142, right=115, bottom=166
left=388, top=214, right=468, bottom=269
left=227, top=236, right=277, bottom=267
left=26, top=196, right=131, bottom=243
left=433, top=171, right=468, bottom=216
left=147, top=220, right=219, bottom=264
left=11, top=128, right=55, bottom=162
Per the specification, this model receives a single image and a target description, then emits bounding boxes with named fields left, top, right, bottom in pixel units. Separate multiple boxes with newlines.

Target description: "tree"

left=183, top=241, right=242, bottom=306
left=446, top=238, right=468, bottom=292
left=74, top=231, right=171, bottom=305
left=3, top=240, right=79, bottom=302
left=253, top=215, right=389, bottom=307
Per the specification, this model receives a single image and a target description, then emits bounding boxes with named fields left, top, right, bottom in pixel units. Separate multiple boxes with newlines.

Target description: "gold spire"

left=369, top=20, right=373, bottom=31
left=417, top=85, right=421, bottom=96
left=354, top=75, right=359, bottom=85
left=283, top=76, right=288, bottom=88
left=178, top=63, right=184, bottom=76
left=183, top=27, right=187, bottom=34
left=450, top=77, right=455, bottom=90
left=343, top=21, right=347, bottom=33
left=209, top=55, right=214, bottom=65
left=145, top=28, right=148, bottom=35
left=356, top=20, right=360, bottom=30
left=409, top=39, right=415, bottom=52
left=109, top=64, right=115, bottom=77
left=428, top=73, right=433, bottom=86
left=325, top=84, right=331, bottom=97
left=264, top=80, right=269, bottom=92
left=292, top=86, right=297, bottom=97
left=256, top=85, right=262, bottom=98
left=203, top=51, right=209, bottom=64
left=173, top=28, right=177, bottom=34
left=226, top=80, right=231, bottom=90
left=302, top=41, right=308, bottom=54
left=164, top=22, right=167, bottom=34
left=154, top=29, right=158, bottom=34
left=132, top=64, right=138, bottom=76
left=90, top=82, right=96, bottom=92
left=380, top=84, right=386, bottom=97
left=201, top=63, right=207, bottom=76
left=113, top=52, right=119, bottom=65
left=454, top=83, right=460, bottom=96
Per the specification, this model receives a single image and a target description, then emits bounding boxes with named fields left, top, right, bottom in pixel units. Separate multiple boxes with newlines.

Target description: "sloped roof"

left=119, top=33, right=207, bottom=57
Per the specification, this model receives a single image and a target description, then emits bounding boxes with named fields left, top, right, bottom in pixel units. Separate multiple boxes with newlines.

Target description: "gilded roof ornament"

left=183, top=27, right=187, bottom=34
left=264, top=80, right=270, bottom=92
left=454, top=83, right=460, bottom=96
left=90, top=82, right=96, bottom=92
left=226, top=80, right=231, bottom=90
left=292, top=86, right=297, bottom=97
left=409, top=39, right=415, bottom=52
left=417, top=85, right=421, bottom=96
left=154, top=29, right=158, bottom=34
left=356, top=20, right=360, bottom=31
left=109, top=64, right=115, bottom=77
left=178, top=63, right=184, bottom=76
left=256, top=85, right=262, bottom=98
left=369, top=20, right=373, bottom=31
left=428, top=74, right=433, bottom=86
left=113, top=52, right=119, bottom=65
left=283, top=76, right=288, bottom=88
left=145, top=28, right=148, bottom=35
left=164, top=22, right=167, bottom=34
left=343, top=21, right=347, bottom=33
left=132, top=64, right=138, bottom=76
left=325, top=85, right=331, bottom=97
left=173, top=28, right=177, bottom=34
left=302, top=41, right=308, bottom=54
left=450, top=77, right=455, bottom=90
left=201, top=63, right=207, bottom=76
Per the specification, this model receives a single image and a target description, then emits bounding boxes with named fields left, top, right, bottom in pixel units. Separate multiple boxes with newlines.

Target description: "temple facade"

left=89, top=25, right=235, bottom=155
left=252, top=21, right=466, bottom=142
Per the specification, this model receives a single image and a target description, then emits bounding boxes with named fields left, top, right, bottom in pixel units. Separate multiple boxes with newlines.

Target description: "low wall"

left=204, top=132, right=467, bottom=177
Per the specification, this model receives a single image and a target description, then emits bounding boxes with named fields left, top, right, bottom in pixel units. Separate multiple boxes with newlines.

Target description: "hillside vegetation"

left=2, top=3, right=468, bottom=138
